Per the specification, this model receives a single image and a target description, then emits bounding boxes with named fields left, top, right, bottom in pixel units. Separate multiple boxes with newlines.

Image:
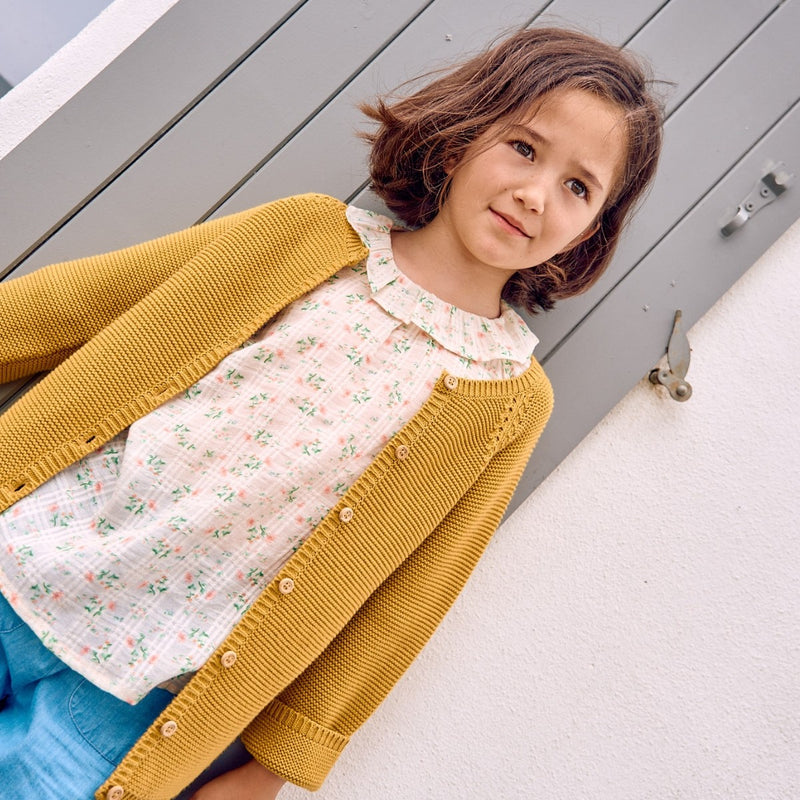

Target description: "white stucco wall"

left=0, top=0, right=113, bottom=86
left=1, top=2, right=796, bottom=798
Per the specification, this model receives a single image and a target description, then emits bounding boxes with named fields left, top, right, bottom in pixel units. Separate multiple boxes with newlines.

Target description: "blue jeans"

left=0, top=591, right=173, bottom=800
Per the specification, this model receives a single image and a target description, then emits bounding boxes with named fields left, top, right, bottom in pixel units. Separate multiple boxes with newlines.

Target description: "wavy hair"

left=361, top=27, right=664, bottom=312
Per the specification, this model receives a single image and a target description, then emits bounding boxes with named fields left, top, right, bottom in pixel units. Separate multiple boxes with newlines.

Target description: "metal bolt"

left=676, top=383, right=689, bottom=397
left=643, top=304, right=650, bottom=311
left=445, top=33, right=453, bottom=41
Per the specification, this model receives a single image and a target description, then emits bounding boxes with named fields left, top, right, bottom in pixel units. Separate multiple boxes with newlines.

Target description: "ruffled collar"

left=345, top=206, right=537, bottom=365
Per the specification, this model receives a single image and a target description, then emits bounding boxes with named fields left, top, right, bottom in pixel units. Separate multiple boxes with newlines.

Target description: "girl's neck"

left=390, top=224, right=507, bottom=319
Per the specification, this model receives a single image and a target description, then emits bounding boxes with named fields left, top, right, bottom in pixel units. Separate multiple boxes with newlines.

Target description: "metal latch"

left=720, top=162, right=794, bottom=237
left=649, top=310, right=692, bottom=402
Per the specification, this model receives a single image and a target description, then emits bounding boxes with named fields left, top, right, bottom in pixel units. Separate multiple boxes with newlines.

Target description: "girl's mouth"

left=490, top=209, right=530, bottom=238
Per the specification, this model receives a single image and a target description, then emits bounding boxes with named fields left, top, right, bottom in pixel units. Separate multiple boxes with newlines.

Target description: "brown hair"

left=361, top=27, right=664, bottom=312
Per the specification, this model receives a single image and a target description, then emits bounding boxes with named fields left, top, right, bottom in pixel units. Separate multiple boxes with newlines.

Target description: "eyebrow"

left=509, top=124, right=606, bottom=194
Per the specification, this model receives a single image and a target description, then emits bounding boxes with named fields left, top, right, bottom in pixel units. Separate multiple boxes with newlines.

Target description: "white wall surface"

left=0, top=0, right=113, bottom=86
left=1, top=2, right=796, bottom=798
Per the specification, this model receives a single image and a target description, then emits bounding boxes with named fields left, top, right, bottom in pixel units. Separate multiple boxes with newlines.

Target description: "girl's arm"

left=0, top=208, right=252, bottom=384
left=190, top=759, right=285, bottom=800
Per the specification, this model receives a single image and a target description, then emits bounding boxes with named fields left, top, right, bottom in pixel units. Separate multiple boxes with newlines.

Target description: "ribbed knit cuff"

left=240, top=699, right=349, bottom=791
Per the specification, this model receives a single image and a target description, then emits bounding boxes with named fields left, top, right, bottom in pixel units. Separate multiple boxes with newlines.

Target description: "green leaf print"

left=95, top=517, right=116, bottom=536
left=146, top=576, right=169, bottom=595
left=84, top=596, right=106, bottom=617
left=90, top=641, right=113, bottom=664
left=254, top=429, right=273, bottom=445
left=147, top=454, right=167, bottom=475
left=344, top=346, right=363, bottom=366
left=297, top=398, right=318, bottom=417
left=128, top=633, right=149, bottom=665
left=76, top=468, right=94, bottom=490
left=96, top=569, right=120, bottom=589
left=224, top=368, right=245, bottom=387
left=305, top=372, right=325, bottom=390
left=252, top=347, right=275, bottom=363
left=124, top=494, right=147, bottom=515
left=296, top=335, right=318, bottom=353
left=300, top=440, right=322, bottom=456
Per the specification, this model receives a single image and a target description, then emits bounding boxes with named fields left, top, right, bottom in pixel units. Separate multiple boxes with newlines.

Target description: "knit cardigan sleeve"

left=0, top=209, right=252, bottom=382
left=239, top=382, right=553, bottom=790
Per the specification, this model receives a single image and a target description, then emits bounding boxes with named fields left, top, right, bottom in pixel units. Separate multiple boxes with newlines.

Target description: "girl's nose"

left=512, top=179, right=547, bottom=214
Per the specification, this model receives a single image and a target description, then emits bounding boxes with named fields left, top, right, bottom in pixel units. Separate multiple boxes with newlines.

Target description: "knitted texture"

left=0, top=194, right=553, bottom=798
left=0, top=194, right=366, bottom=508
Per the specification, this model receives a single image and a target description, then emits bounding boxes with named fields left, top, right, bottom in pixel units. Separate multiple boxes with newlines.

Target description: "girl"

left=0, top=26, right=662, bottom=800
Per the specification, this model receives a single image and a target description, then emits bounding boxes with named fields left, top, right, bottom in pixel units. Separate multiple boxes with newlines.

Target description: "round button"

left=278, top=577, right=295, bottom=595
left=395, top=444, right=409, bottom=461
left=444, top=375, right=458, bottom=390
left=220, top=650, right=237, bottom=668
left=339, top=506, right=354, bottom=523
left=161, top=720, right=178, bottom=737
left=107, top=787, right=125, bottom=800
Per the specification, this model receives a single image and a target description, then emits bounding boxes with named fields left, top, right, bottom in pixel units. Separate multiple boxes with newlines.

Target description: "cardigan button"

left=220, top=650, right=237, bottom=668
left=444, top=375, right=458, bottom=390
left=278, top=577, right=295, bottom=595
left=161, top=720, right=178, bottom=737
left=339, top=506, right=354, bottom=523
left=395, top=444, right=410, bottom=461
left=107, top=787, right=125, bottom=800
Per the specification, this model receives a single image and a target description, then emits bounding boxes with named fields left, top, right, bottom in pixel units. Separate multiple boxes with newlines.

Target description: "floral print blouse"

left=0, top=207, right=537, bottom=703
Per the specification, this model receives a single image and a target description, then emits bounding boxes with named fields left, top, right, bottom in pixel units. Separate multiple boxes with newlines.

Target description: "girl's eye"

left=511, top=140, right=534, bottom=160
left=566, top=178, right=588, bottom=199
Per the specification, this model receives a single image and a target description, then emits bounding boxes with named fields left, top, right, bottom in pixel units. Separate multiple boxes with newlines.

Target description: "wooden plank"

left=214, top=0, right=549, bottom=215
left=529, top=0, right=795, bottom=357
left=0, top=0, right=303, bottom=278
left=509, top=94, right=800, bottom=513
left=6, top=0, right=433, bottom=279
left=535, top=0, right=666, bottom=43
left=631, top=0, right=779, bottom=114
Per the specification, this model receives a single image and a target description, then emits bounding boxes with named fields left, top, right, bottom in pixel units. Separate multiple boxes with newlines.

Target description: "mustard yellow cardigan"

left=0, top=194, right=553, bottom=800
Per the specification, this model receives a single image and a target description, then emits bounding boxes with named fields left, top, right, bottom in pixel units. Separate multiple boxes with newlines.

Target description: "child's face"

left=438, top=88, right=626, bottom=276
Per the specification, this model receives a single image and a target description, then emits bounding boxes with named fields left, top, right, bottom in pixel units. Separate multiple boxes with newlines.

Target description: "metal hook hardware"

left=720, top=162, right=794, bottom=237
left=649, top=310, right=692, bottom=402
